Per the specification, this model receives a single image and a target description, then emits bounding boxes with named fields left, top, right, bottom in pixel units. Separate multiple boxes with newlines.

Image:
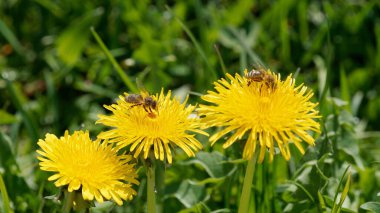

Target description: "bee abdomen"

left=125, top=94, right=143, bottom=103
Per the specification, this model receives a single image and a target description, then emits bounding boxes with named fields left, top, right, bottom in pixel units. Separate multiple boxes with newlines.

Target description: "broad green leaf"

left=56, top=8, right=103, bottom=65
left=324, top=195, right=334, bottom=208
left=327, top=97, right=348, bottom=108
left=360, top=202, right=380, bottom=212
left=186, top=151, right=235, bottom=179
left=0, top=132, right=32, bottom=211
left=0, top=111, right=17, bottom=125
left=174, top=180, right=206, bottom=208
left=358, top=168, right=376, bottom=196
left=338, top=133, right=364, bottom=170
left=91, top=201, right=115, bottom=213
left=283, top=201, right=318, bottom=213
left=340, top=208, right=356, bottom=213
left=178, top=202, right=210, bottom=213
left=286, top=180, right=315, bottom=203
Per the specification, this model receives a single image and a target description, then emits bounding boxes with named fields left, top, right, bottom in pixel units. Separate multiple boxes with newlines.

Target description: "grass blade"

left=318, top=191, right=327, bottom=213
left=337, top=171, right=351, bottom=212
left=5, top=80, right=39, bottom=145
left=44, top=71, right=60, bottom=133
left=165, top=5, right=218, bottom=82
left=339, top=67, right=350, bottom=112
left=214, top=44, right=227, bottom=74
left=332, top=166, right=350, bottom=213
left=0, top=174, right=13, bottom=213
left=228, top=27, right=265, bottom=69
left=0, top=20, right=24, bottom=55
left=90, top=27, right=138, bottom=93
left=318, top=2, right=333, bottom=115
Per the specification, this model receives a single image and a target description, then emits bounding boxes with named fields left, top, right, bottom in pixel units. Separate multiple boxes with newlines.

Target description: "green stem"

left=238, top=149, right=259, bottom=213
left=147, top=161, right=156, bottom=213
left=62, top=191, right=75, bottom=213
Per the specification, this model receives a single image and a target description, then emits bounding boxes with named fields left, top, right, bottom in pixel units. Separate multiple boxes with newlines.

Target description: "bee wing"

left=135, top=76, right=152, bottom=98
left=136, top=77, right=145, bottom=92
left=252, top=61, right=268, bottom=70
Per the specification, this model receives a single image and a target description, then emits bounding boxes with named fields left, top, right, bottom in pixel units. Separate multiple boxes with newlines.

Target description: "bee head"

left=145, top=97, right=157, bottom=110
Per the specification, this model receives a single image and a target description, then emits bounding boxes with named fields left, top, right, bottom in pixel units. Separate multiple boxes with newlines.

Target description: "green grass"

left=1, top=0, right=380, bottom=212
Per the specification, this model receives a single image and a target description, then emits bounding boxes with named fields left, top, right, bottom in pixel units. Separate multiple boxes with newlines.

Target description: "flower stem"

left=238, top=149, right=259, bottom=213
left=147, top=160, right=156, bottom=213
left=62, top=191, right=74, bottom=213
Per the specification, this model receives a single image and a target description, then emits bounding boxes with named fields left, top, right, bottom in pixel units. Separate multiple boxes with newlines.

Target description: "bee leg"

left=129, top=103, right=142, bottom=109
left=149, top=107, right=157, bottom=116
left=143, top=105, right=150, bottom=113
left=264, top=82, right=271, bottom=92
left=259, top=84, right=263, bottom=93
left=268, top=82, right=276, bottom=92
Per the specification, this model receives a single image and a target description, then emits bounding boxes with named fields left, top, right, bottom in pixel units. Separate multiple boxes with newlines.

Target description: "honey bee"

left=245, top=68, right=276, bottom=91
left=125, top=94, right=158, bottom=117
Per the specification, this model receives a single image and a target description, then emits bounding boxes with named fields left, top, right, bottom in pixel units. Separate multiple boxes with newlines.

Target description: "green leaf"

left=358, top=168, right=376, bottom=196
left=90, top=201, right=115, bottom=213
left=56, top=8, right=103, bottom=65
left=327, top=97, right=348, bottom=108
left=0, top=110, right=17, bottom=125
left=0, top=132, right=32, bottom=210
left=286, top=180, right=315, bottom=203
left=174, top=180, right=206, bottom=208
left=360, top=202, right=380, bottom=212
left=340, top=208, right=356, bottom=213
left=211, top=209, right=231, bottom=213
left=186, top=151, right=235, bottom=179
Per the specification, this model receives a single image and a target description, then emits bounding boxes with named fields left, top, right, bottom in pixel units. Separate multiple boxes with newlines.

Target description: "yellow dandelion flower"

left=198, top=69, right=320, bottom=162
left=37, top=130, right=139, bottom=206
left=96, top=90, right=208, bottom=164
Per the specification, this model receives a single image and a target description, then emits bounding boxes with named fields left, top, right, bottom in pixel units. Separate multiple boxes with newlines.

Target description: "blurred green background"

left=1, top=0, right=380, bottom=212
